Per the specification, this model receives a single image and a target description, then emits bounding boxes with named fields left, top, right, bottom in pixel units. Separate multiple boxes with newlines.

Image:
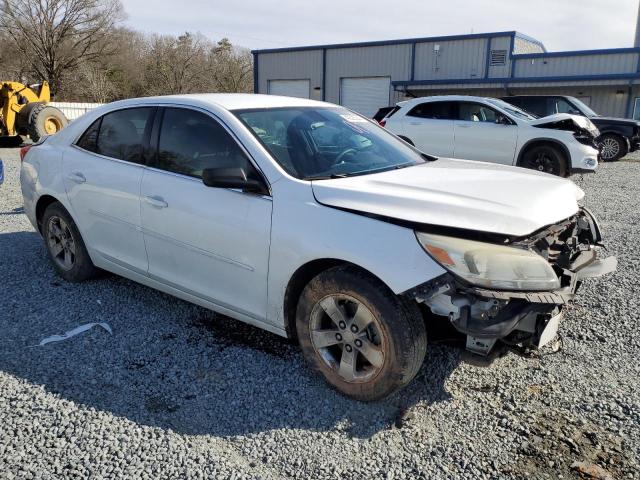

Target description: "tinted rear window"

left=407, top=101, right=455, bottom=120
left=76, top=107, right=155, bottom=164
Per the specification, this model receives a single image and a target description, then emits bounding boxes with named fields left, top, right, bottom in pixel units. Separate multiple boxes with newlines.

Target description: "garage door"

left=268, top=80, right=310, bottom=99
left=340, top=77, right=391, bottom=118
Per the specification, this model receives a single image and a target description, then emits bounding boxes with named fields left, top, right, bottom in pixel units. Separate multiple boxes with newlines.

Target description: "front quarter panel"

left=266, top=179, right=447, bottom=327
left=518, top=127, right=598, bottom=171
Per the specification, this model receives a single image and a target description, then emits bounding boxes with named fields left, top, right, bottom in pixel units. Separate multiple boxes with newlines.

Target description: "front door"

left=62, top=107, right=156, bottom=272
left=452, top=102, right=518, bottom=165
left=140, top=107, right=272, bottom=321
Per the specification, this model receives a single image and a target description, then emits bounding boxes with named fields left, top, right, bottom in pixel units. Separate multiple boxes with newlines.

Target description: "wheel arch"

left=282, top=258, right=395, bottom=342
left=35, top=194, right=63, bottom=233
left=517, top=138, right=570, bottom=168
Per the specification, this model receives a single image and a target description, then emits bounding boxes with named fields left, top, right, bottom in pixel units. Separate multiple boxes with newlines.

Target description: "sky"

left=121, top=0, right=640, bottom=52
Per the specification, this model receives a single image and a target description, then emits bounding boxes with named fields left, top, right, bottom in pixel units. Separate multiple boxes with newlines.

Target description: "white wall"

left=50, top=102, right=103, bottom=121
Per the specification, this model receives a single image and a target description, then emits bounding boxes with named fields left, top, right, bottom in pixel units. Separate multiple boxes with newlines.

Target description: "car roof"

left=503, top=95, right=570, bottom=98
left=399, top=95, right=494, bottom=105
left=103, top=93, right=331, bottom=111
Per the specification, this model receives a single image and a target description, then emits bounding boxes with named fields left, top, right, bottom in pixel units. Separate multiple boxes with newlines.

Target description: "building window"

left=633, top=98, right=640, bottom=120
left=490, top=50, right=507, bottom=66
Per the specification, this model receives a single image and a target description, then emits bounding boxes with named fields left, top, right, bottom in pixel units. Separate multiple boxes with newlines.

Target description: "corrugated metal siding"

left=488, top=36, right=512, bottom=79
left=256, top=50, right=323, bottom=100
left=414, top=38, right=487, bottom=80
left=514, top=53, right=639, bottom=77
left=324, top=44, right=411, bottom=105
left=513, top=37, right=545, bottom=54
left=407, top=88, right=507, bottom=98
left=407, top=82, right=506, bottom=90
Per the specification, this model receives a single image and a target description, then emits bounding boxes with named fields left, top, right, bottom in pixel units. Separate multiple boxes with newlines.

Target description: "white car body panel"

left=139, top=167, right=273, bottom=322
left=453, top=120, right=518, bottom=164
left=312, top=158, right=583, bottom=237
left=384, top=95, right=599, bottom=172
left=403, top=117, right=454, bottom=157
left=62, top=147, right=149, bottom=272
left=19, top=93, right=595, bottom=339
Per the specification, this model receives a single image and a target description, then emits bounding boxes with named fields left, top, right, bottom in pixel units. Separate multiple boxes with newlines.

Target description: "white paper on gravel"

left=37, top=322, right=113, bottom=346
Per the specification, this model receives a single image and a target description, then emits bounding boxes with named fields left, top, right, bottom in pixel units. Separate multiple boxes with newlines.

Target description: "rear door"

left=62, top=107, right=156, bottom=272
left=400, top=101, right=455, bottom=157
left=452, top=101, right=518, bottom=164
left=140, top=106, right=272, bottom=321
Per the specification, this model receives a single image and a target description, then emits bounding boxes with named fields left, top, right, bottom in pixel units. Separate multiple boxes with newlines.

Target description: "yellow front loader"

left=0, top=81, right=68, bottom=142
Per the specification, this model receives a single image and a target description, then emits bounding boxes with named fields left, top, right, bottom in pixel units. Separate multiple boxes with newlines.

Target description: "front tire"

left=598, top=134, right=627, bottom=162
left=520, top=145, right=568, bottom=177
left=296, top=266, right=427, bottom=401
left=42, top=202, right=97, bottom=282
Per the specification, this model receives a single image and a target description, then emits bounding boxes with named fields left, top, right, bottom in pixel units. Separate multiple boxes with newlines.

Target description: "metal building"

left=253, top=30, right=640, bottom=119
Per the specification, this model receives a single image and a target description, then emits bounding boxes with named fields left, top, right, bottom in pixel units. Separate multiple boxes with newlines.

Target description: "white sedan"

left=381, top=95, right=600, bottom=176
left=20, top=94, right=615, bottom=400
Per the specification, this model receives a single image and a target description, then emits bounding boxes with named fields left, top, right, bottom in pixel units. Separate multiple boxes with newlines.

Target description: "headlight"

left=416, top=232, right=560, bottom=291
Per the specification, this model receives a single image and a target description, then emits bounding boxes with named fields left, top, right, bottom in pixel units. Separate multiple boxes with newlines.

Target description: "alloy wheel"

left=526, top=152, right=558, bottom=175
left=599, top=137, right=620, bottom=161
left=309, top=294, right=386, bottom=383
left=47, top=216, right=76, bottom=270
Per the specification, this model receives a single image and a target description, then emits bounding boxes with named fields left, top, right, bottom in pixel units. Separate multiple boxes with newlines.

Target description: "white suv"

left=21, top=94, right=615, bottom=401
left=382, top=95, right=600, bottom=176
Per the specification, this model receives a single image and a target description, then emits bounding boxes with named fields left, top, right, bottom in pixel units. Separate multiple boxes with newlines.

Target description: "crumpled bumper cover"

left=410, top=208, right=617, bottom=349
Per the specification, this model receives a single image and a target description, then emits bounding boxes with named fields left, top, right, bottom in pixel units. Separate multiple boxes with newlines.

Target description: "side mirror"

left=568, top=109, right=584, bottom=116
left=202, top=167, right=268, bottom=195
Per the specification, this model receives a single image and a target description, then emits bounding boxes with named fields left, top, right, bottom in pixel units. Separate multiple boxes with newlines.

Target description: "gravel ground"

left=0, top=147, right=638, bottom=479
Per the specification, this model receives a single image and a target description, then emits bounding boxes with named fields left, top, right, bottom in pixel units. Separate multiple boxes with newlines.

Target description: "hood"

left=590, top=116, right=640, bottom=127
left=529, top=113, right=599, bottom=137
left=312, top=159, right=584, bottom=238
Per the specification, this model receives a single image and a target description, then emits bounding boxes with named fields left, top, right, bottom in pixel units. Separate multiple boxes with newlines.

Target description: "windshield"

left=235, top=107, right=428, bottom=180
left=486, top=98, right=538, bottom=120
left=567, top=97, right=598, bottom=117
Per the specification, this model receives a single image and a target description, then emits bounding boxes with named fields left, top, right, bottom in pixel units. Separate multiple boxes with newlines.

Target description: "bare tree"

left=75, top=62, right=116, bottom=102
left=144, top=32, right=210, bottom=95
left=0, top=0, right=125, bottom=95
left=207, top=38, right=253, bottom=93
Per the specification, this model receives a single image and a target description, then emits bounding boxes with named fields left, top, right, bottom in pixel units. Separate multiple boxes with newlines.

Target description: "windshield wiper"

left=304, top=173, right=349, bottom=180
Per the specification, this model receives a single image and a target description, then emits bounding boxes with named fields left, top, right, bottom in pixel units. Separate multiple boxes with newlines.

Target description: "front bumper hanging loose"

left=410, top=208, right=617, bottom=356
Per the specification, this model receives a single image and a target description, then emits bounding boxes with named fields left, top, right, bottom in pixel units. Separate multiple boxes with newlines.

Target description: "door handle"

left=67, top=172, right=86, bottom=183
left=408, top=122, right=422, bottom=125
left=143, top=195, right=168, bottom=209
left=457, top=124, right=473, bottom=129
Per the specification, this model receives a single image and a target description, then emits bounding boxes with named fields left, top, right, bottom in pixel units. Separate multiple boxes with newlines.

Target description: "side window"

left=90, top=108, right=155, bottom=163
left=517, top=98, right=547, bottom=117
left=96, top=108, right=154, bottom=163
left=553, top=98, right=579, bottom=115
left=457, top=103, right=499, bottom=123
left=407, top=102, right=454, bottom=120
left=76, top=118, right=101, bottom=152
left=157, top=108, right=254, bottom=179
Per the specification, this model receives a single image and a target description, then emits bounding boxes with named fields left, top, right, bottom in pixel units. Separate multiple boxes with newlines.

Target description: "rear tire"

left=27, top=104, right=68, bottom=142
left=598, top=134, right=627, bottom=162
left=296, top=266, right=427, bottom=401
left=520, top=144, right=568, bottom=177
left=42, top=202, right=97, bottom=282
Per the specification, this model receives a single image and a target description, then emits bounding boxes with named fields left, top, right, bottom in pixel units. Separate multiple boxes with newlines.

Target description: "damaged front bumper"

left=409, top=208, right=617, bottom=356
